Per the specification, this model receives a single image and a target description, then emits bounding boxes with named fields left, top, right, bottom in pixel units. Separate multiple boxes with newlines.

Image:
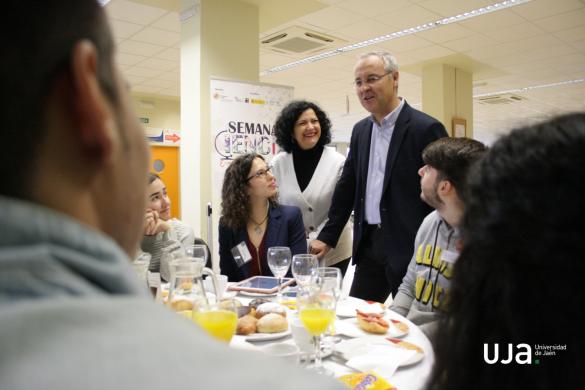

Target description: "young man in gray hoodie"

left=389, top=137, right=487, bottom=338
left=0, top=2, right=343, bottom=389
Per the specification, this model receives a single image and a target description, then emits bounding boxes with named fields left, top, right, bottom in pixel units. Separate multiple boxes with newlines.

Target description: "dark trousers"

left=330, top=257, right=351, bottom=278
left=349, top=225, right=403, bottom=303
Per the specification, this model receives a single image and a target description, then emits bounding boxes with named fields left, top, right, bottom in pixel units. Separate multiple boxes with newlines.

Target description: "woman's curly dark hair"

left=220, top=153, right=277, bottom=230
left=273, top=100, right=332, bottom=152
left=427, top=113, right=585, bottom=390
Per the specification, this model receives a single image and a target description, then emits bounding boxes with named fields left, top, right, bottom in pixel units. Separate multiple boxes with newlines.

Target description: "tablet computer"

left=228, top=276, right=295, bottom=294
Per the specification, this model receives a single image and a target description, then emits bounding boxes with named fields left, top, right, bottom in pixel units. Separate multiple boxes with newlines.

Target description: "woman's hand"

left=143, top=209, right=171, bottom=236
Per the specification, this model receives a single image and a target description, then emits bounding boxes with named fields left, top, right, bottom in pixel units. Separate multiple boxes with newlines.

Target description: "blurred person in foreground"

left=389, top=137, right=487, bottom=338
left=310, top=51, right=448, bottom=302
left=272, top=100, right=352, bottom=276
left=0, top=2, right=342, bottom=389
left=219, top=153, right=306, bottom=282
left=427, top=113, right=585, bottom=390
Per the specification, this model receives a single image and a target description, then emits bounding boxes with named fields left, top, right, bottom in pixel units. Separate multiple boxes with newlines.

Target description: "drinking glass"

left=132, top=252, right=151, bottom=284
left=192, top=298, right=238, bottom=343
left=314, top=267, right=343, bottom=347
left=297, top=274, right=338, bottom=376
left=184, top=244, right=208, bottom=264
left=267, top=246, right=291, bottom=301
left=291, top=254, right=318, bottom=288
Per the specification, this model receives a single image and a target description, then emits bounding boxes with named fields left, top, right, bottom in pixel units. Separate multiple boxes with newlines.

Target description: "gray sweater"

left=390, top=210, right=460, bottom=339
left=0, top=196, right=343, bottom=390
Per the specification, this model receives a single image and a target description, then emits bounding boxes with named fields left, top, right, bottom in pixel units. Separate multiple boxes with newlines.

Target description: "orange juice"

left=193, top=310, right=237, bottom=342
left=300, top=308, right=335, bottom=336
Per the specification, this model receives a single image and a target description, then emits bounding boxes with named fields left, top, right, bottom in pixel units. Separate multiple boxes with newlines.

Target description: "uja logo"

left=483, top=343, right=532, bottom=364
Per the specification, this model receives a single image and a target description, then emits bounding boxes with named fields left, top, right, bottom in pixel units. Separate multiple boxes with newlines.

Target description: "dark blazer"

left=219, top=204, right=307, bottom=282
left=318, top=101, right=448, bottom=277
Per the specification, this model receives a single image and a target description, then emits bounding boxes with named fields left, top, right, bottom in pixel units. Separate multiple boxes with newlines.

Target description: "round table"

left=230, top=293, right=435, bottom=390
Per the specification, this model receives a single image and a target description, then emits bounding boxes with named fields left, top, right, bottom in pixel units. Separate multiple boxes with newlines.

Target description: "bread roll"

left=255, top=302, right=287, bottom=319
left=256, top=313, right=288, bottom=333
left=236, top=315, right=257, bottom=335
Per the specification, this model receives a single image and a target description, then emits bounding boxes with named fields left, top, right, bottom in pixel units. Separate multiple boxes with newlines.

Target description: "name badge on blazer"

left=231, top=241, right=252, bottom=267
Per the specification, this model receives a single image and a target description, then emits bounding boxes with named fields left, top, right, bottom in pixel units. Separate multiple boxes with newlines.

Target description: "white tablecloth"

left=230, top=294, right=434, bottom=390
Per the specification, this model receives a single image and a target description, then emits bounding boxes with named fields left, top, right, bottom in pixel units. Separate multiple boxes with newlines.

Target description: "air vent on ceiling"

left=261, top=26, right=346, bottom=55
left=475, top=93, right=526, bottom=105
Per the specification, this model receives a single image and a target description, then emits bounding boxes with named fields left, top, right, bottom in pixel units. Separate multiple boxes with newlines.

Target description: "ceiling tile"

left=105, top=0, right=167, bottom=26
left=441, top=34, right=497, bottom=52
left=377, top=35, right=434, bottom=53
left=151, top=12, right=180, bottom=32
left=512, top=0, right=583, bottom=21
left=417, top=24, right=476, bottom=44
left=124, top=66, right=164, bottom=78
left=110, top=19, right=144, bottom=39
left=132, top=84, right=163, bottom=94
left=154, top=47, right=181, bottom=62
left=138, top=57, right=178, bottom=71
left=300, top=6, right=362, bottom=31
left=533, top=8, right=585, bottom=32
left=555, top=25, right=585, bottom=43
left=125, top=74, right=147, bottom=85
left=140, top=78, right=177, bottom=89
left=337, top=0, right=411, bottom=18
left=116, top=52, right=147, bottom=66
left=131, top=27, right=181, bottom=47
left=374, top=5, right=442, bottom=29
left=338, top=19, right=397, bottom=41
left=157, top=71, right=180, bottom=82
left=459, top=9, right=527, bottom=32
left=482, top=22, right=545, bottom=43
left=419, top=0, right=495, bottom=17
left=118, top=40, right=165, bottom=57
left=403, top=44, right=455, bottom=61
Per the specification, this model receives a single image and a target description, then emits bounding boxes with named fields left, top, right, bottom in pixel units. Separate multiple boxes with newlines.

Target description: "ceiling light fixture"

left=261, top=0, right=532, bottom=76
left=473, top=78, right=585, bottom=97
left=98, top=0, right=111, bottom=6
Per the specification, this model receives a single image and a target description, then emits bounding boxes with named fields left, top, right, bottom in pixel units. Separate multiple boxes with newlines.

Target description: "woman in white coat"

left=271, top=101, right=352, bottom=276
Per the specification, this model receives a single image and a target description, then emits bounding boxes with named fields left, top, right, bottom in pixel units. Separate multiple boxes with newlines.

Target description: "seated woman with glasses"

left=141, top=173, right=195, bottom=280
left=219, top=153, right=307, bottom=282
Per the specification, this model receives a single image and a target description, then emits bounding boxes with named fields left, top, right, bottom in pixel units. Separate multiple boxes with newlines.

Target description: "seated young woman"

left=218, top=153, right=306, bottom=282
left=141, top=173, right=194, bottom=281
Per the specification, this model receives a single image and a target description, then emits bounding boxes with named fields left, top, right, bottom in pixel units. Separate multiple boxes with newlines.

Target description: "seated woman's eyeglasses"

left=246, top=165, right=272, bottom=182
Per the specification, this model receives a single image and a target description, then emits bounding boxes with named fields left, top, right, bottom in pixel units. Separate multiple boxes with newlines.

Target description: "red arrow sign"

left=164, top=133, right=181, bottom=143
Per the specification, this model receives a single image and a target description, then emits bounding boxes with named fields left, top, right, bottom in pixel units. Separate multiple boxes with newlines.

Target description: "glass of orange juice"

left=297, top=275, right=337, bottom=376
left=192, top=298, right=238, bottom=343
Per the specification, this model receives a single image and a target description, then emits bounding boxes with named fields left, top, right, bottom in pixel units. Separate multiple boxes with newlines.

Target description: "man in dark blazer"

left=310, top=51, right=448, bottom=302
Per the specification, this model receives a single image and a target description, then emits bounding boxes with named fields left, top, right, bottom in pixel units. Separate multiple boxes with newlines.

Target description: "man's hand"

left=309, top=239, right=331, bottom=260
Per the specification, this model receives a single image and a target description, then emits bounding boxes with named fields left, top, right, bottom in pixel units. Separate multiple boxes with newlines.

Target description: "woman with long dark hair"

left=219, top=153, right=306, bottom=282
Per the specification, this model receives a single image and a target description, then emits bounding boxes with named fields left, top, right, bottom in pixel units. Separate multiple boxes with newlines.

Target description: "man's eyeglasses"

left=353, top=71, right=392, bottom=88
left=246, top=165, right=272, bottom=182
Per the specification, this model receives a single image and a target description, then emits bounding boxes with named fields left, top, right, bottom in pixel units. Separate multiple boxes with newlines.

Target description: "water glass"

left=267, top=246, right=291, bottom=301
left=291, top=254, right=318, bottom=288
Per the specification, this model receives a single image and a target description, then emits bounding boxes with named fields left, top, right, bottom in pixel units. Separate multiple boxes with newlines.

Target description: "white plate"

left=335, top=337, right=424, bottom=366
left=336, top=297, right=386, bottom=318
left=336, top=316, right=409, bottom=338
left=245, top=328, right=291, bottom=342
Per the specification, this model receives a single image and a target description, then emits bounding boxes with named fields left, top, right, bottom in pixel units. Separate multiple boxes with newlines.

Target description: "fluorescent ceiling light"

left=473, top=78, right=585, bottom=97
left=98, top=0, right=111, bottom=6
left=261, top=0, right=533, bottom=76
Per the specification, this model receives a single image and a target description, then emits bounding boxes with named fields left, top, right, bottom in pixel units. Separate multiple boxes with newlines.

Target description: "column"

left=180, top=0, right=259, bottom=268
left=421, top=64, right=473, bottom=138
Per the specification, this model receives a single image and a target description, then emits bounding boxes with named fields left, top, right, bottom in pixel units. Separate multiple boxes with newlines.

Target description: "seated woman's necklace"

left=250, top=204, right=269, bottom=236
